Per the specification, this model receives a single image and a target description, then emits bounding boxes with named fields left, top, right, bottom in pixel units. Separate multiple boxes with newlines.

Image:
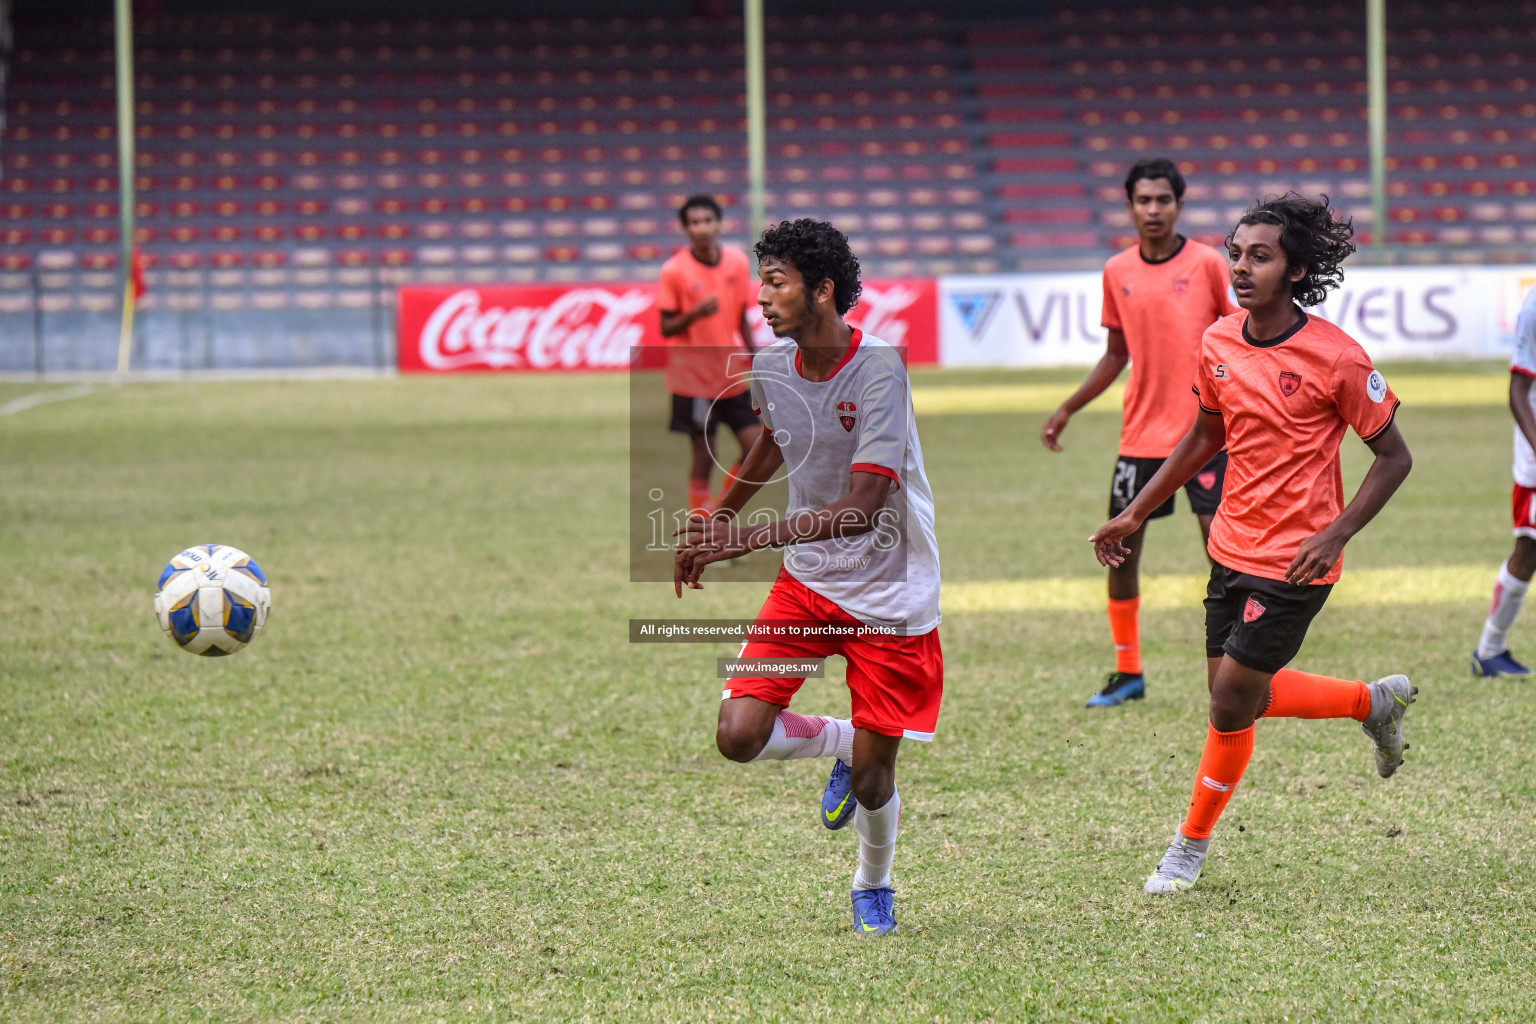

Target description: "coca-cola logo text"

left=399, top=279, right=937, bottom=372
left=417, top=287, right=651, bottom=370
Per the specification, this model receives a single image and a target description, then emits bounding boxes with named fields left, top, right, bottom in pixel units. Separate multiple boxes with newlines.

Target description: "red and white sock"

left=750, top=711, right=854, bottom=764
left=1478, top=560, right=1529, bottom=659
left=852, top=789, right=901, bottom=891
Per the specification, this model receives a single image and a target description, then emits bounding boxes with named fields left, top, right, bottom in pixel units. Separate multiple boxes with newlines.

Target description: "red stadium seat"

left=1011, top=231, right=1099, bottom=248
left=1003, top=208, right=1092, bottom=224
left=1000, top=183, right=1086, bottom=199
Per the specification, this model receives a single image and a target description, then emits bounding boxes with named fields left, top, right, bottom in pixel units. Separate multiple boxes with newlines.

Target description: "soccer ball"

left=153, top=544, right=271, bottom=656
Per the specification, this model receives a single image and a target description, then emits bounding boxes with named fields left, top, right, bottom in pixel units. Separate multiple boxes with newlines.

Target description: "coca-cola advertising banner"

left=397, top=279, right=938, bottom=373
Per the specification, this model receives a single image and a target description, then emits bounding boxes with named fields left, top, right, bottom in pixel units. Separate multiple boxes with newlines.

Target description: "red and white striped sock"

left=751, top=711, right=854, bottom=763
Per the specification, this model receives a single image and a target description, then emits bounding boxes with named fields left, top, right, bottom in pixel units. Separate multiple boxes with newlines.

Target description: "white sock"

left=852, top=789, right=901, bottom=891
left=1477, top=560, right=1530, bottom=659
left=750, top=712, right=853, bottom=762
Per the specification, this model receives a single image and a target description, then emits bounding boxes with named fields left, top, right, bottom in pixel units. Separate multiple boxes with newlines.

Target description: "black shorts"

left=1204, top=560, right=1333, bottom=674
left=1108, top=450, right=1227, bottom=520
left=668, top=391, right=758, bottom=438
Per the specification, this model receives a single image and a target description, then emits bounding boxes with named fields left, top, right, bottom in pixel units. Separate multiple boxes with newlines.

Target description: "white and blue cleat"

left=821, top=759, right=855, bottom=830
left=1471, top=649, right=1532, bottom=677
left=851, top=887, right=897, bottom=935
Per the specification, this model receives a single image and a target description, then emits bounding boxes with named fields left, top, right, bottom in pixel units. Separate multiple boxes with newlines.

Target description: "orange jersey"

left=1194, top=311, right=1400, bottom=585
left=1102, top=239, right=1238, bottom=458
left=657, top=246, right=755, bottom=398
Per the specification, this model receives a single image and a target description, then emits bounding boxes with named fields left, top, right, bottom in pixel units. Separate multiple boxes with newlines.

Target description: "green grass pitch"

left=3, top=365, right=1535, bottom=1022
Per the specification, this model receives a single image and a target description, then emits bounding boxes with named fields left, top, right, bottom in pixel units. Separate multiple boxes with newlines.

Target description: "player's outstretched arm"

left=753, top=471, right=892, bottom=550
left=673, top=428, right=785, bottom=596
left=1284, top=422, right=1412, bottom=585
left=660, top=295, right=720, bottom=337
left=674, top=471, right=891, bottom=593
left=1090, top=409, right=1225, bottom=566
left=1042, top=328, right=1129, bottom=451
left=713, top=425, right=784, bottom=520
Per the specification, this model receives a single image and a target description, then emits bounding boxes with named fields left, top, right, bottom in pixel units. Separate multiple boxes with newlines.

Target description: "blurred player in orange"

left=658, top=194, right=761, bottom=514
left=1091, top=194, right=1416, bottom=894
left=1042, top=158, right=1238, bottom=707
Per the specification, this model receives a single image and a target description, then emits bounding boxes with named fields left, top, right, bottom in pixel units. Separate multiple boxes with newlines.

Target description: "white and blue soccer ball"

left=153, top=544, right=271, bottom=656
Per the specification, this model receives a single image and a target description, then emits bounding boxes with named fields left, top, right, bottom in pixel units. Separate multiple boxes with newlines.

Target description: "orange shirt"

left=1102, top=239, right=1238, bottom=458
left=657, top=246, right=756, bottom=398
left=1194, top=311, right=1400, bottom=585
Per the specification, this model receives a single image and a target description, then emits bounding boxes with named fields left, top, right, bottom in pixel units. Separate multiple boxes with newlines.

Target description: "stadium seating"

left=1, top=0, right=1533, bottom=352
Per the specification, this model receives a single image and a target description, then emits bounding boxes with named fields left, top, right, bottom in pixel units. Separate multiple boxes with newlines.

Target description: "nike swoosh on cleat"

left=858, top=917, right=880, bottom=932
left=825, top=791, right=851, bottom=822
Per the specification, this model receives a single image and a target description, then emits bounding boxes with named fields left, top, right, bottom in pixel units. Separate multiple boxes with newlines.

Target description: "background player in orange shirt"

left=1041, top=158, right=1238, bottom=707
left=1090, top=194, right=1416, bottom=894
left=658, top=194, right=761, bottom=514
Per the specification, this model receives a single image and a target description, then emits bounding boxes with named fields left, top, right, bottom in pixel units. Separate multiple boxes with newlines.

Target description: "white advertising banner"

left=938, top=265, right=1536, bottom=368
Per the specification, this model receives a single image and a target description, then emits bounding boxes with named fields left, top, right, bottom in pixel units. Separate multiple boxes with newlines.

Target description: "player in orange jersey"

left=1090, top=193, right=1416, bottom=894
left=658, top=194, right=762, bottom=515
left=1042, top=158, right=1238, bottom=707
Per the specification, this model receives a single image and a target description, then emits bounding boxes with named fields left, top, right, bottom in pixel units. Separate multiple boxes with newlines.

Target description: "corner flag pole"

left=114, top=0, right=137, bottom=374
left=1366, top=0, right=1387, bottom=257
left=743, top=0, right=766, bottom=247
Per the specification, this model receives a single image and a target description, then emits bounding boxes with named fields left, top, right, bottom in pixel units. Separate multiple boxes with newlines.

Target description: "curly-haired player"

left=674, top=218, right=941, bottom=935
left=1089, top=194, right=1417, bottom=894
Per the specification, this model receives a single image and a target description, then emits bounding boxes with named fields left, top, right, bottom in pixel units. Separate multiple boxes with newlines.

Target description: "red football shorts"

left=723, top=567, right=943, bottom=741
left=1514, top=484, right=1536, bottom=539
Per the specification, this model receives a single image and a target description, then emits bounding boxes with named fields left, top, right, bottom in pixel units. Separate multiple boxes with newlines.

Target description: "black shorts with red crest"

left=1204, top=560, right=1333, bottom=674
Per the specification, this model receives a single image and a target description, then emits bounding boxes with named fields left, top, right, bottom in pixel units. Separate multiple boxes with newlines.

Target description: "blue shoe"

left=851, top=887, right=897, bottom=936
left=1472, top=649, right=1532, bottom=677
left=821, top=759, right=855, bottom=830
left=1086, top=672, right=1146, bottom=707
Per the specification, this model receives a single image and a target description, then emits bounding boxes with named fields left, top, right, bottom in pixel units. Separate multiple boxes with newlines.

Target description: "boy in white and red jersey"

left=1471, top=282, right=1536, bottom=677
left=675, top=219, right=940, bottom=936
left=1091, top=194, right=1416, bottom=895
left=1043, top=158, right=1238, bottom=707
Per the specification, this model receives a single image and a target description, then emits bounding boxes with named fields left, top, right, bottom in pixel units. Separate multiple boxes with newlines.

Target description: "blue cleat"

left=1086, top=671, right=1146, bottom=707
left=821, top=759, right=855, bottom=830
left=1471, top=649, right=1532, bottom=677
left=851, top=887, right=897, bottom=936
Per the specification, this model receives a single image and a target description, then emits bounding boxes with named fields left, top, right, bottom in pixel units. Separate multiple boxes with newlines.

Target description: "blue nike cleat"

left=1086, top=671, right=1146, bottom=707
left=821, top=759, right=855, bottom=830
left=1471, top=649, right=1532, bottom=677
left=851, top=887, right=897, bottom=936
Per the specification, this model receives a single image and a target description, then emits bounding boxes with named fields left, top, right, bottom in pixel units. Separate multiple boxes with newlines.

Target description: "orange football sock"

left=1107, top=596, right=1141, bottom=674
left=1181, top=723, right=1254, bottom=841
left=717, top=462, right=742, bottom=503
left=1260, top=668, right=1370, bottom=721
left=687, top=478, right=713, bottom=515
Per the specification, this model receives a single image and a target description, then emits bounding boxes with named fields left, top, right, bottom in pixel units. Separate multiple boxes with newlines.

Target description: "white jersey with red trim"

left=748, top=329, right=941, bottom=635
left=1510, top=285, right=1536, bottom=486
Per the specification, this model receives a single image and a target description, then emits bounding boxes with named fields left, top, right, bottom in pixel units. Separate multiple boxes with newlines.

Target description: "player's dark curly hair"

left=1227, top=192, right=1356, bottom=307
left=754, top=218, right=862, bottom=315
